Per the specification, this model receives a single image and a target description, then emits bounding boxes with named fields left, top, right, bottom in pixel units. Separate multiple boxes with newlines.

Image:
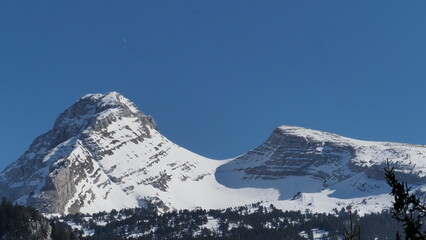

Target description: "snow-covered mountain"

left=1, top=92, right=425, bottom=215
left=216, top=126, right=426, bottom=214
left=0, top=92, right=266, bottom=214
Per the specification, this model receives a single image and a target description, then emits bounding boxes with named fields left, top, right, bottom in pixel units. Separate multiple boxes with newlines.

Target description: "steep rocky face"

left=0, top=92, right=160, bottom=214
left=217, top=126, right=426, bottom=188
left=242, top=127, right=355, bottom=184
left=0, top=92, right=228, bottom=215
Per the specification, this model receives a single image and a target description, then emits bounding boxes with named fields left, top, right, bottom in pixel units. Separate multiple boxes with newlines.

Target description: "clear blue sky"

left=1, top=1, right=426, bottom=170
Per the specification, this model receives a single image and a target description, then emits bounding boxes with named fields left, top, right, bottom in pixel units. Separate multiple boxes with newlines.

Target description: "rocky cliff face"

left=217, top=126, right=426, bottom=188
left=0, top=92, right=211, bottom=214
left=0, top=93, right=153, bottom=213
left=215, top=126, right=426, bottom=215
left=238, top=127, right=355, bottom=184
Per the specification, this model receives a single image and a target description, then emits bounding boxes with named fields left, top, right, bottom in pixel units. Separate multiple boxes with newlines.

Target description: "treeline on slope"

left=0, top=197, right=79, bottom=240
left=60, top=202, right=406, bottom=240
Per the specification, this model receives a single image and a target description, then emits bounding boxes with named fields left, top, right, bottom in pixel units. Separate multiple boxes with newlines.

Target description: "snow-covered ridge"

left=276, top=125, right=352, bottom=143
left=217, top=124, right=426, bottom=214
left=1, top=92, right=426, bottom=216
left=270, top=125, right=426, bottom=177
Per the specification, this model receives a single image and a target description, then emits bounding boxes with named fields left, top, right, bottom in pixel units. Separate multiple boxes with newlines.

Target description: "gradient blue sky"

left=1, top=1, right=426, bottom=170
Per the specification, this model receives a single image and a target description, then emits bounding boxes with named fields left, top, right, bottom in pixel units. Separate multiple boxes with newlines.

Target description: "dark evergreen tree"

left=343, top=211, right=361, bottom=240
left=385, top=163, right=426, bottom=239
left=0, top=197, right=79, bottom=240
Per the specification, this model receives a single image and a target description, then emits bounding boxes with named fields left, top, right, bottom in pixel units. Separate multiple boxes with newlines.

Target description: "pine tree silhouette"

left=385, top=162, right=426, bottom=240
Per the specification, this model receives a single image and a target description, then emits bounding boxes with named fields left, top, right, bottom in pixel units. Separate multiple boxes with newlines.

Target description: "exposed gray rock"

left=216, top=125, right=426, bottom=194
left=219, top=127, right=356, bottom=185
left=0, top=92, right=158, bottom=214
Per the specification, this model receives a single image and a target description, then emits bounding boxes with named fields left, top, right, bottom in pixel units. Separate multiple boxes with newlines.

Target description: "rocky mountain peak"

left=217, top=125, right=356, bottom=187
left=0, top=92, right=163, bottom=214
left=53, top=92, right=157, bottom=134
